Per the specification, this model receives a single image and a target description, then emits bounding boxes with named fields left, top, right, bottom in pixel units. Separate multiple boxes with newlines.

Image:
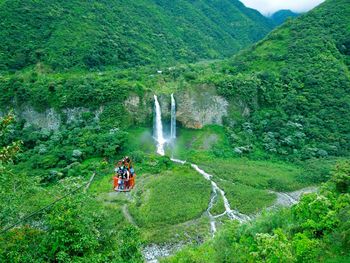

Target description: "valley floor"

left=87, top=126, right=335, bottom=262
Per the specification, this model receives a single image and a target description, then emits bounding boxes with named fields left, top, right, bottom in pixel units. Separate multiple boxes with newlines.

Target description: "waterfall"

left=154, top=95, right=166, bottom=156
left=153, top=94, right=249, bottom=237
left=170, top=94, right=176, bottom=140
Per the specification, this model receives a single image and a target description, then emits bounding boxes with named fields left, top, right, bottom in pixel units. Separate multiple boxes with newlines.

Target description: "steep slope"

left=271, top=9, right=299, bottom=25
left=0, top=0, right=273, bottom=71
left=213, top=0, right=350, bottom=158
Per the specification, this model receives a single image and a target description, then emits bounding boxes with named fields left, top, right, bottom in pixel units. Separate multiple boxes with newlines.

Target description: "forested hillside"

left=208, top=0, right=350, bottom=160
left=1, top=0, right=350, bottom=262
left=0, top=0, right=273, bottom=71
left=271, top=10, right=299, bottom=25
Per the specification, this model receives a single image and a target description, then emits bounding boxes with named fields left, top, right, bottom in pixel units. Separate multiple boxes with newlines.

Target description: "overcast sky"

left=240, top=0, right=325, bottom=16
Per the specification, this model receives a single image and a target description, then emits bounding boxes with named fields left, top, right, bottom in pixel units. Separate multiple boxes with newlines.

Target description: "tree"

left=252, top=228, right=294, bottom=263
left=0, top=114, right=22, bottom=166
left=332, top=161, right=350, bottom=193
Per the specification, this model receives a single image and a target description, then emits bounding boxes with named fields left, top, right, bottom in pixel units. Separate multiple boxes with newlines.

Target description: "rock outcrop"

left=175, top=88, right=228, bottom=129
left=125, top=86, right=229, bottom=129
left=20, top=106, right=61, bottom=130
left=3, top=86, right=230, bottom=130
left=124, top=94, right=152, bottom=125
left=11, top=106, right=103, bottom=131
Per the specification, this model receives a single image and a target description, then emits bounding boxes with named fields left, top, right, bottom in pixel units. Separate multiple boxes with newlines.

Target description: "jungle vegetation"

left=0, top=0, right=349, bottom=262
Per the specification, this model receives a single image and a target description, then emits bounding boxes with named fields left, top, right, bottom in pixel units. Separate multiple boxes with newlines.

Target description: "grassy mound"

left=129, top=165, right=211, bottom=243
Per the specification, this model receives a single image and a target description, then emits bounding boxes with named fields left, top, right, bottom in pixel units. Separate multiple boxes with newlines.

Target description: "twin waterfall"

left=153, top=95, right=250, bottom=237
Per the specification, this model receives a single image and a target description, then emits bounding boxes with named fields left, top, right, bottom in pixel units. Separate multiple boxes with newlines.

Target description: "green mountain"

left=0, top=0, right=273, bottom=72
left=1, top=0, right=350, bottom=262
left=271, top=9, right=299, bottom=25
left=212, top=0, right=350, bottom=158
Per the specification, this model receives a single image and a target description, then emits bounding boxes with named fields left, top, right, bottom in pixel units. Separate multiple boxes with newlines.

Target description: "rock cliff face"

left=4, top=86, right=230, bottom=130
left=124, top=94, right=152, bottom=125
left=175, top=88, right=228, bottom=129
left=125, top=86, right=229, bottom=129
left=9, top=106, right=103, bottom=131
left=20, top=106, right=61, bottom=130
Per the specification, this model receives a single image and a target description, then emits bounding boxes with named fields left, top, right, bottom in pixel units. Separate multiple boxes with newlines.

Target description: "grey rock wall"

left=3, top=86, right=230, bottom=130
left=12, top=106, right=103, bottom=131
left=125, top=86, right=229, bottom=129
left=175, top=89, right=228, bottom=129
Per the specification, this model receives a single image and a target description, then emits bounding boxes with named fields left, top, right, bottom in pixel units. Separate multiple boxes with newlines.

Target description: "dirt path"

left=122, top=204, right=136, bottom=225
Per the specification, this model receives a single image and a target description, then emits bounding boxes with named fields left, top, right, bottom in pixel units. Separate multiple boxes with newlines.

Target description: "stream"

left=144, top=95, right=317, bottom=262
left=171, top=158, right=251, bottom=235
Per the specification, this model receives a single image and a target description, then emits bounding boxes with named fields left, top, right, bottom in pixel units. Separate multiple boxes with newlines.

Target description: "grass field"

left=88, top=153, right=212, bottom=244
left=218, top=182, right=276, bottom=214
left=171, top=125, right=231, bottom=162
left=87, top=125, right=338, bottom=244
left=129, top=165, right=211, bottom=243
left=169, top=126, right=337, bottom=214
left=200, top=158, right=305, bottom=191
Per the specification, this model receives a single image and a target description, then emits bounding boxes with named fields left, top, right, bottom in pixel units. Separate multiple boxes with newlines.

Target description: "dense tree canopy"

left=209, top=0, right=350, bottom=159
left=0, top=0, right=273, bottom=72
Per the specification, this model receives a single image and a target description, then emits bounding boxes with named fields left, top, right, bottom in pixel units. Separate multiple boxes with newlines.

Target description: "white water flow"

left=170, top=94, right=176, bottom=140
left=154, top=95, right=249, bottom=236
left=154, top=95, right=166, bottom=156
left=171, top=159, right=251, bottom=236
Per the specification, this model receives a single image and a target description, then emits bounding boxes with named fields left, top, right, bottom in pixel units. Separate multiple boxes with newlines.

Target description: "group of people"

left=113, top=156, right=135, bottom=191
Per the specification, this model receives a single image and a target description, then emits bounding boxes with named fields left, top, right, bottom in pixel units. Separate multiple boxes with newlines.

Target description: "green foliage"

left=207, top=0, right=350, bottom=159
left=6, top=118, right=128, bottom=184
left=129, top=164, right=211, bottom=243
left=252, top=229, right=294, bottom=262
left=41, top=195, right=102, bottom=261
left=331, top=161, right=350, bottom=193
left=0, top=0, right=273, bottom=72
left=0, top=71, right=130, bottom=111
left=165, top=160, right=350, bottom=263
left=0, top=114, right=22, bottom=165
left=0, top=227, right=45, bottom=263
left=0, top=192, right=143, bottom=262
left=292, top=233, right=321, bottom=262
left=116, top=226, right=143, bottom=263
left=271, top=10, right=299, bottom=25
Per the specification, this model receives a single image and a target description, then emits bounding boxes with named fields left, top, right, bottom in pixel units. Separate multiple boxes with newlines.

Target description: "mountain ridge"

left=210, top=0, right=350, bottom=158
left=271, top=9, right=300, bottom=25
left=0, top=0, right=274, bottom=72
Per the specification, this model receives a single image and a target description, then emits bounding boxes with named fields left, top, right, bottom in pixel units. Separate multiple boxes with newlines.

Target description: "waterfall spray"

left=170, top=93, right=176, bottom=140
left=154, top=95, right=166, bottom=156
